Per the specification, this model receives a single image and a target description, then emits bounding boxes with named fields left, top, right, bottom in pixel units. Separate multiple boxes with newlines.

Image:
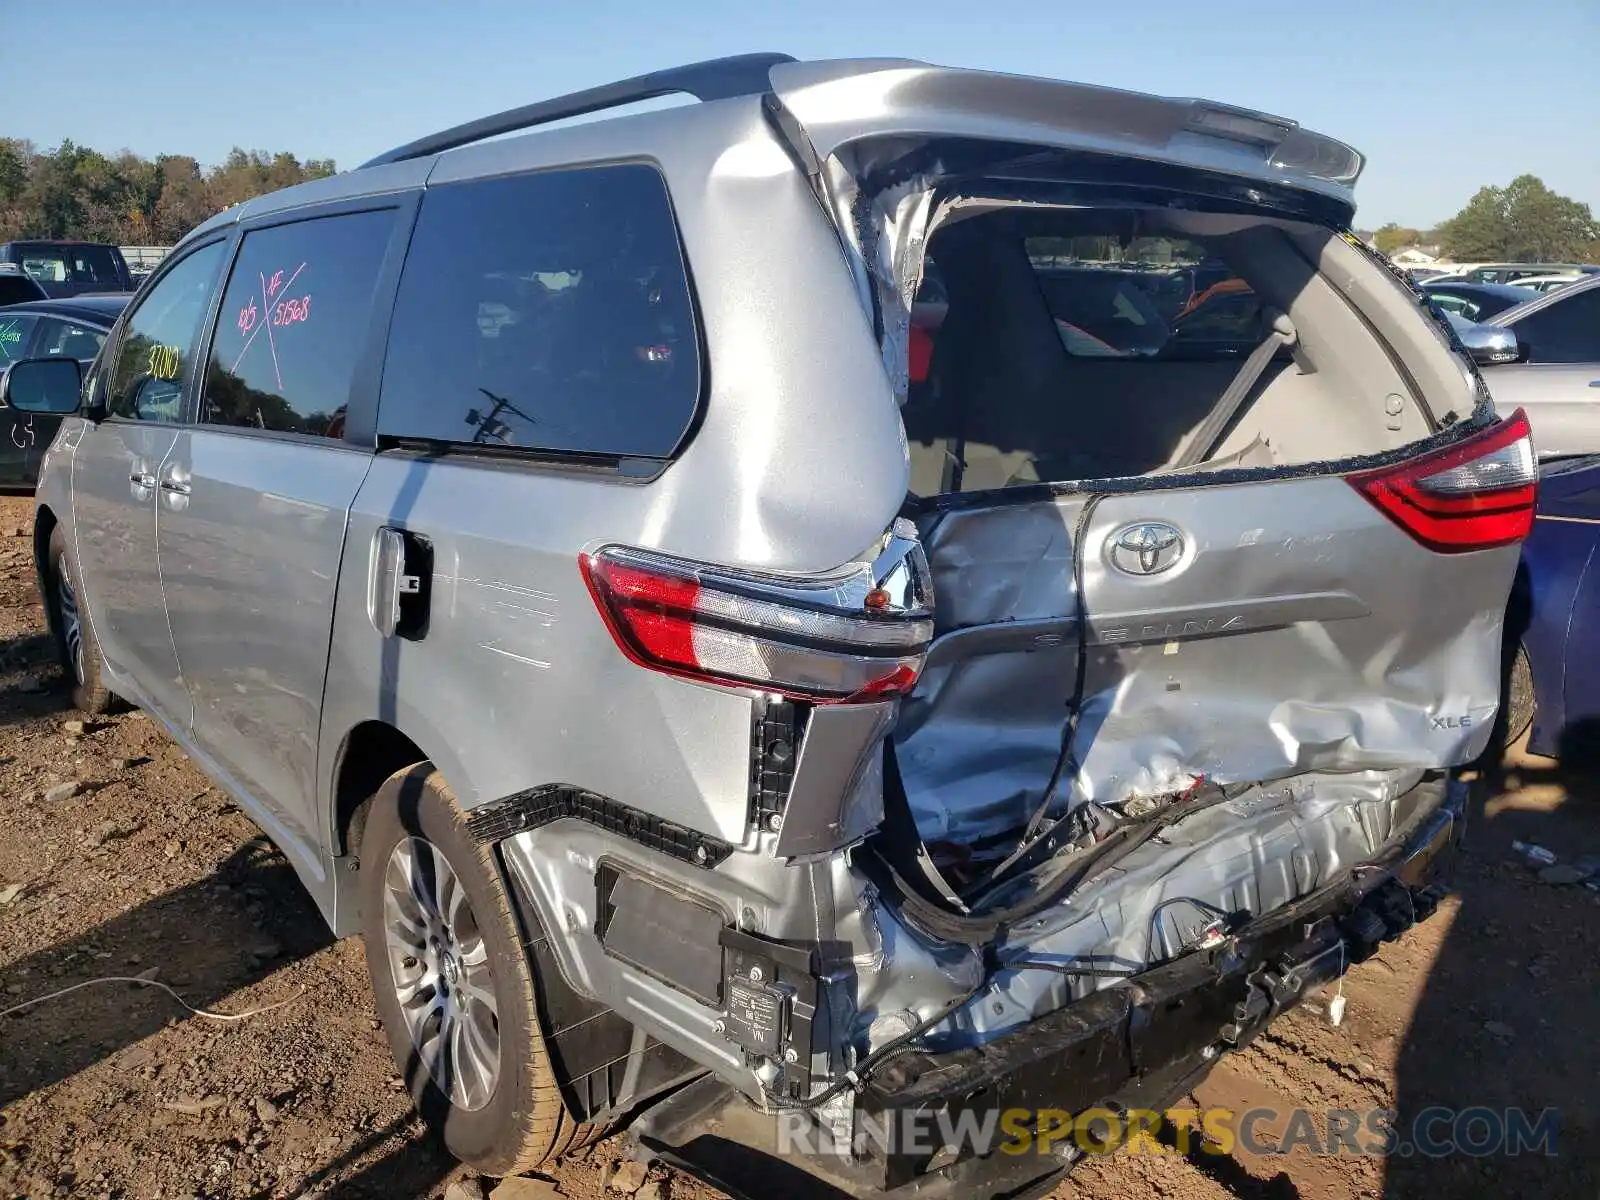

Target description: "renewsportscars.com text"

left=778, top=1105, right=1560, bottom=1160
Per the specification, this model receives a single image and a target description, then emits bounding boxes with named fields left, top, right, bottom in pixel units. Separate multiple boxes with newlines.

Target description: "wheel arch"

left=331, top=719, right=429, bottom=858
left=32, top=503, right=58, bottom=597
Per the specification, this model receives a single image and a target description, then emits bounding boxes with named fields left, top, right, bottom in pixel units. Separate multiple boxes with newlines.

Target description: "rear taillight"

left=1347, top=410, right=1537, bottom=552
left=580, top=535, right=934, bottom=704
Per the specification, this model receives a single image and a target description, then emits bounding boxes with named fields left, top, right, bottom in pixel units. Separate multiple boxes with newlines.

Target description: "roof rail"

left=360, top=52, right=798, bottom=169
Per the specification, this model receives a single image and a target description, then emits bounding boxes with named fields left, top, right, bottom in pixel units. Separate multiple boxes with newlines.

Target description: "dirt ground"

left=1, top=492, right=1597, bottom=1200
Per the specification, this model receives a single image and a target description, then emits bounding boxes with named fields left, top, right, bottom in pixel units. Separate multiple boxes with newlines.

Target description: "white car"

left=1472, top=274, right=1600, bottom=457
left=1507, top=273, right=1583, bottom=294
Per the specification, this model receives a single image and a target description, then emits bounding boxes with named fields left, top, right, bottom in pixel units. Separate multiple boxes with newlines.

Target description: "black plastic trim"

left=495, top=845, right=705, bottom=1124
left=749, top=698, right=802, bottom=832
left=465, top=783, right=735, bottom=868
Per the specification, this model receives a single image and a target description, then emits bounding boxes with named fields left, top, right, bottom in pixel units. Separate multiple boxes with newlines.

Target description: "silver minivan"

left=7, top=55, right=1535, bottom=1197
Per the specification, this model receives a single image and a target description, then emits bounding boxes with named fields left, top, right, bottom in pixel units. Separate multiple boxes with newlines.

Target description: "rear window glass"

left=1023, top=237, right=1264, bottom=359
left=377, top=164, right=701, bottom=459
left=16, top=244, right=123, bottom=285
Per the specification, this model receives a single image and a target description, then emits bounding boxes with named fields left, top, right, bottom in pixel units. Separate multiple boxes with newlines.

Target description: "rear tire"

left=358, top=764, right=599, bottom=1175
left=1500, top=643, right=1536, bottom=751
left=44, top=526, right=117, bottom=714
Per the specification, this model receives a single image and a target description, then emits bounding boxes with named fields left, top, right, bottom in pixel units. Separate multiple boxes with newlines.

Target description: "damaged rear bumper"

left=629, top=774, right=1466, bottom=1200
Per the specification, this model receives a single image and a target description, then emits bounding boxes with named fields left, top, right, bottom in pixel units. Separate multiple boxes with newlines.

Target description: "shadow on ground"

left=0, top=630, right=66, bottom=731
left=1384, top=721, right=1600, bottom=1198
left=0, top=839, right=333, bottom=1108
left=252, top=1114, right=453, bottom=1199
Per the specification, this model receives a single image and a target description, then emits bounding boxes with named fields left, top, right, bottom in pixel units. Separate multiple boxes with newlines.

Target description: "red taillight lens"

left=908, top=324, right=934, bottom=385
left=1347, top=410, right=1537, bottom=552
left=580, top=545, right=933, bottom=703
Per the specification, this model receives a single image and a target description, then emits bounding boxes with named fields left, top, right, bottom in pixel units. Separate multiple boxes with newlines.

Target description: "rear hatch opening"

left=903, top=200, right=1437, bottom=493
left=818, top=145, right=1532, bottom=941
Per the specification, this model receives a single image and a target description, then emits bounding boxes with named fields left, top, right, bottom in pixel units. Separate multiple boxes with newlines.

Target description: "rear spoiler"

left=769, top=60, right=1363, bottom=220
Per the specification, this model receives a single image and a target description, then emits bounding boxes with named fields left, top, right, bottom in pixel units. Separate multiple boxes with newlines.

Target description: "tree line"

left=3, top=136, right=1597, bottom=267
left=1372, top=174, right=1598, bottom=263
left=0, top=138, right=335, bottom=246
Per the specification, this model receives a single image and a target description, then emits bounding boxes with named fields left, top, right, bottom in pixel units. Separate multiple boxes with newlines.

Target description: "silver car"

left=6, top=55, right=1533, bottom=1196
left=1467, top=273, right=1600, bottom=458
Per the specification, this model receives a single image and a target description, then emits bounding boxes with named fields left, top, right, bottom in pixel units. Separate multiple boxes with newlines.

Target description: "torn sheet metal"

left=894, top=475, right=1514, bottom=850
left=920, top=768, right=1439, bottom=1047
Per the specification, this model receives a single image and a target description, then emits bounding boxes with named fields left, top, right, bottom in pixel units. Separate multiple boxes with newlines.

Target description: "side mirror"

left=1456, top=322, right=1522, bottom=367
left=3, top=357, right=84, bottom=414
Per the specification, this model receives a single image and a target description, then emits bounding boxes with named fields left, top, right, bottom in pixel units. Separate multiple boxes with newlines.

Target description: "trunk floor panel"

left=879, top=771, right=1438, bottom=1050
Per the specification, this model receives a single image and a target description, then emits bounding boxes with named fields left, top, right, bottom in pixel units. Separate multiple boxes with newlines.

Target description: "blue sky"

left=6, top=0, right=1596, bottom=228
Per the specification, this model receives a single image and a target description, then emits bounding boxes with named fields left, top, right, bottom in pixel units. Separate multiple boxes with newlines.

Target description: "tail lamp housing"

left=580, top=529, right=934, bottom=704
left=1347, top=410, right=1537, bottom=552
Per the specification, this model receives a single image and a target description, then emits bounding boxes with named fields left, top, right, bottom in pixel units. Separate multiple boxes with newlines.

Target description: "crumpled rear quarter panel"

left=898, top=473, right=1515, bottom=843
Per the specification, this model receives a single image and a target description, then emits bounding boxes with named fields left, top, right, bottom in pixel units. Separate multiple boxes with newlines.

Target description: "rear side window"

left=1513, top=287, right=1600, bottom=364
left=201, top=209, right=395, bottom=438
left=34, top=318, right=107, bottom=361
left=377, top=164, right=701, bottom=459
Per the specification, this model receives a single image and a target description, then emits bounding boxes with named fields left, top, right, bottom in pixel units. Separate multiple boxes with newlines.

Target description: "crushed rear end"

left=502, top=60, right=1535, bottom=1200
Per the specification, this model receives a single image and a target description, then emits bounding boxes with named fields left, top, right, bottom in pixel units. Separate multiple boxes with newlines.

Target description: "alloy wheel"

left=382, top=837, right=501, bottom=1111
left=57, top=564, right=85, bottom=685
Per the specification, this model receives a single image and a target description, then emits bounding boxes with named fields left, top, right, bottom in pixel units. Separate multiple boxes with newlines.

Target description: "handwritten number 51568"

left=272, top=295, right=311, bottom=326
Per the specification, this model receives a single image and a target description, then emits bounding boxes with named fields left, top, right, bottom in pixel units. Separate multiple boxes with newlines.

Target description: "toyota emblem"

left=1108, top=522, right=1184, bottom=575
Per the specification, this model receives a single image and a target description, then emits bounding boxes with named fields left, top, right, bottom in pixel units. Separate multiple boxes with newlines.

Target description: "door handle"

left=159, top=479, right=191, bottom=496
left=130, top=471, right=156, bottom=488
left=369, top=527, right=431, bottom=640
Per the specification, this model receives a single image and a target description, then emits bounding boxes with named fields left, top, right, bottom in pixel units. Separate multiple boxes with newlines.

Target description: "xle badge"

left=1108, top=522, right=1184, bottom=576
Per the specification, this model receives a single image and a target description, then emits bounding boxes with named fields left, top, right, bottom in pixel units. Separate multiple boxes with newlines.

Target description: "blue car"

left=1512, top=454, right=1600, bottom=758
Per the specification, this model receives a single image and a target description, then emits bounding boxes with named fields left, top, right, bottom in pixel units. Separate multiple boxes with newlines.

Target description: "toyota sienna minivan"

left=5, top=54, right=1532, bottom=1198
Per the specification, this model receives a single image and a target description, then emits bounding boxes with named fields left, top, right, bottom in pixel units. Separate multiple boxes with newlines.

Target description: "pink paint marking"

left=231, top=312, right=266, bottom=373
left=229, top=262, right=308, bottom=383
left=272, top=295, right=311, bottom=326
left=259, top=271, right=283, bottom=391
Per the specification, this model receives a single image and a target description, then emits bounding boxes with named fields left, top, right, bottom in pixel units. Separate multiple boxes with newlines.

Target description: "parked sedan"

left=0, top=295, right=125, bottom=486
left=1511, top=274, right=1583, bottom=294
left=1452, top=263, right=1598, bottom=285
left=1419, top=279, right=1537, bottom=322
left=1472, top=274, right=1600, bottom=458
left=1511, top=453, right=1600, bottom=760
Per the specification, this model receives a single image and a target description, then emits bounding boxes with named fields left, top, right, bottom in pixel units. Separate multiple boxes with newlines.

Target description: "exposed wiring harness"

left=1017, top=493, right=1105, bottom=849
left=770, top=984, right=985, bottom=1112
left=1146, top=895, right=1239, bottom=959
